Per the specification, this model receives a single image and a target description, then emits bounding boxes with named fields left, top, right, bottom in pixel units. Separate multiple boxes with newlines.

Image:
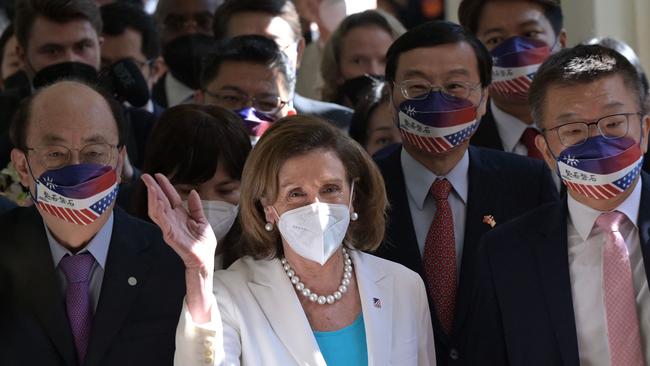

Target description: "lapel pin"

left=128, top=276, right=138, bottom=286
left=483, top=215, right=496, bottom=228
left=373, top=297, right=382, bottom=309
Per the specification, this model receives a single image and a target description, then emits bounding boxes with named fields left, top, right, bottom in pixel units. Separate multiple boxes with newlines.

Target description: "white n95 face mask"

left=183, top=200, right=238, bottom=242
left=277, top=202, right=350, bottom=265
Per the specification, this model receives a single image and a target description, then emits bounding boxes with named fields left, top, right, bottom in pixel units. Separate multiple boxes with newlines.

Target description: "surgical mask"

left=32, top=163, right=119, bottom=225
left=396, top=91, right=480, bottom=154
left=236, top=107, right=276, bottom=145
left=340, top=74, right=384, bottom=107
left=183, top=200, right=238, bottom=241
left=162, top=34, right=216, bottom=90
left=274, top=182, right=355, bottom=265
left=555, top=136, right=644, bottom=200
left=489, top=37, right=552, bottom=102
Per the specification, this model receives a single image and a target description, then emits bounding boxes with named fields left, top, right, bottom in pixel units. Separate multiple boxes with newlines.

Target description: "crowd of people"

left=0, top=0, right=649, bottom=365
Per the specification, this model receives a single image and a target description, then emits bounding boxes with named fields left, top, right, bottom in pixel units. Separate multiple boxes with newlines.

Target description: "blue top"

left=314, top=314, right=368, bottom=366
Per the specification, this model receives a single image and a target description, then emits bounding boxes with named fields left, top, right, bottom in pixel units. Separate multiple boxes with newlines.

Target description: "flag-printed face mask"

left=32, top=163, right=119, bottom=225
left=556, top=136, right=644, bottom=200
left=489, top=37, right=552, bottom=102
left=236, top=107, right=276, bottom=146
left=397, top=91, right=480, bottom=154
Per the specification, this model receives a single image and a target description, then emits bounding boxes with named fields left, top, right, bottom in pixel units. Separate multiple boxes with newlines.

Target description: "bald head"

left=10, top=80, right=126, bottom=152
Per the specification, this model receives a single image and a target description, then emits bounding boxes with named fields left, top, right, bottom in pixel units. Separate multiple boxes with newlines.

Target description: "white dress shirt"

left=46, top=213, right=114, bottom=312
left=567, top=181, right=650, bottom=365
left=401, top=147, right=468, bottom=273
left=165, top=73, right=195, bottom=107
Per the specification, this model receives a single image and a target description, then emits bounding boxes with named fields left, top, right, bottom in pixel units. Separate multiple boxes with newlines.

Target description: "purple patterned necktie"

left=59, top=253, right=95, bottom=364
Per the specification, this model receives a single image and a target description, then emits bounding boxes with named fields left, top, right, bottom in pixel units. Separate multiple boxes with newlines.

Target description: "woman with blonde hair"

left=142, top=115, right=435, bottom=365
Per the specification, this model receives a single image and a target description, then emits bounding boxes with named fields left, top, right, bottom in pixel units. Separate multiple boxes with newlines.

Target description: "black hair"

left=212, top=0, right=301, bottom=42
left=0, top=23, right=15, bottom=78
left=349, top=83, right=390, bottom=146
left=200, top=34, right=295, bottom=94
left=529, top=44, right=646, bottom=126
left=458, top=0, right=563, bottom=37
left=385, top=20, right=492, bottom=87
left=10, top=79, right=129, bottom=150
left=101, top=2, right=161, bottom=59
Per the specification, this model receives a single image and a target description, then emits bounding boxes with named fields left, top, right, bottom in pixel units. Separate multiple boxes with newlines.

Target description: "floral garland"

left=0, top=162, right=32, bottom=206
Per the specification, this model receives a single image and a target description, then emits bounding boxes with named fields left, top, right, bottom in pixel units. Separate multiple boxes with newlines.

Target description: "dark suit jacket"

left=0, top=207, right=186, bottom=366
left=293, top=93, right=353, bottom=131
left=374, top=145, right=559, bottom=366
left=470, top=103, right=504, bottom=152
left=465, top=172, right=650, bottom=366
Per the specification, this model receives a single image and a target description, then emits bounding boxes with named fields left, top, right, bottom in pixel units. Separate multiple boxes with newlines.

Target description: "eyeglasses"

left=395, top=79, right=482, bottom=101
left=25, top=143, right=119, bottom=170
left=163, top=12, right=213, bottom=33
left=203, top=89, right=289, bottom=115
left=542, top=112, right=643, bottom=147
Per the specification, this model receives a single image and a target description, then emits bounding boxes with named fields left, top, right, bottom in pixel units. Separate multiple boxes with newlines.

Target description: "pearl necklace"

left=281, top=248, right=353, bottom=305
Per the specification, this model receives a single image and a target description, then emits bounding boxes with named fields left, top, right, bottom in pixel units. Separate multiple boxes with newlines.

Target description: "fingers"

left=187, top=189, right=206, bottom=224
left=154, top=173, right=183, bottom=210
left=142, top=174, right=170, bottom=225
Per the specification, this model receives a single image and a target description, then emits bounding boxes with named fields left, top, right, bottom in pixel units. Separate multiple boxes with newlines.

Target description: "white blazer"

left=174, top=250, right=436, bottom=365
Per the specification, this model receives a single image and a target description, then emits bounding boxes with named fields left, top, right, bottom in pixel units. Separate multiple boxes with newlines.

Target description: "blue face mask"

left=395, top=91, right=479, bottom=154
left=555, top=136, right=644, bottom=200
left=236, top=107, right=276, bottom=145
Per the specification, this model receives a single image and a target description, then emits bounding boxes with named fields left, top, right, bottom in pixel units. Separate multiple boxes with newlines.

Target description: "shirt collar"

left=567, top=178, right=642, bottom=241
left=401, top=146, right=469, bottom=209
left=491, top=100, right=539, bottom=153
left=46, top=212, right=114, bottom=270
left=165, top=73, right=195, bottom=106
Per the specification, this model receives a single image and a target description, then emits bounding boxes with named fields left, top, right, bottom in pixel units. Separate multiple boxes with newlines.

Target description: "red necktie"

left=597, top=212, right=645, bottom=366
left=520, top=128, right=544, bottom=160
left=423, top=178, right=456, bottom=335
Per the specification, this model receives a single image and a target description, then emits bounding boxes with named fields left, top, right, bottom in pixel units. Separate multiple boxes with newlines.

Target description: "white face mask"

left=276, top=202, right=350, bottom=265
left=183, top=200, right=238, bottom=242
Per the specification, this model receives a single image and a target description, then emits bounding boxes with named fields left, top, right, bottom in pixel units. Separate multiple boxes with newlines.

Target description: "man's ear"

left=16, top=43, right=26, bottom=65
left=10, top=148, right=32, bottom=188
left=535, top=134, right=557, bottom=172
left=641, top=114, right=650, bottom=153
left=477, top=87, right=489, bottom=118
left=149, top=56, right=166, bottom=85
left=558, top=29, right=568, bottom=49
left=295, top=37, right=306, bottom=69
left=194, top=89, right=205, bottom=104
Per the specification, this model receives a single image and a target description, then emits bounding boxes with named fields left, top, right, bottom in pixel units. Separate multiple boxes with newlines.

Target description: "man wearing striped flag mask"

left=458, top=0, right=567, bottom=161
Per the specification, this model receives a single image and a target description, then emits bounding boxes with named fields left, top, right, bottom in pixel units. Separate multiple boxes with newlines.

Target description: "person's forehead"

left=395, top=42, right=481, bottom=80
left=278, top=149, right=346, bottom=186
left=28, top=17, right=98, bottom=46
left=227, top=12, right=295, bottom=46
left=211, top=61, right=286, bottom=94
left=28, top=83, right=118, bottom=143
left=101, top=29, right=145, bottom=60
left=477, top=1, right=549, bottom=33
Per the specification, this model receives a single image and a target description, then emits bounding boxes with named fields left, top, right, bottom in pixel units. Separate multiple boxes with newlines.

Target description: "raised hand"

left=141, top=173, right=217, bottom=270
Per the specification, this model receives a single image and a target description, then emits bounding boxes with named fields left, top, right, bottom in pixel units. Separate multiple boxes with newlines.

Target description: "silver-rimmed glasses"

left=395, top=79, right=482, bottom=101
left=25, top=143, right=119, bottom=170
left=542, top=112, right=643, bottom=147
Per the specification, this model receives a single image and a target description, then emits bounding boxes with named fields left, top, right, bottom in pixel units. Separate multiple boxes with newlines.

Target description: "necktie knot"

left=59, top=253, right=95, bottom=284
left=431, top=179, right=453, bottom=201
left=596, top=211, right=626, bottom=234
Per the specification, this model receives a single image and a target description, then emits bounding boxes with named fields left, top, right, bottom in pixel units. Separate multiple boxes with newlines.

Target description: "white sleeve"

left=416, top=275, right=437, bottom=365
left=174, top=285, right=242, bottom=365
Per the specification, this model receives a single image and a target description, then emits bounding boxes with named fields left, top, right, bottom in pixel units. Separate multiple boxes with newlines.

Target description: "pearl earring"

left=264, top=222, right=274, bottom=232
left=351, top=212, right=359, bottom=221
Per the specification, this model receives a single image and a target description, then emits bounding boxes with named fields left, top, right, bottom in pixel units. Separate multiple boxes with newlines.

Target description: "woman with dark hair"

left=131, top=104, right=251, bottom=268
left=349, top=83, right=401, bottom=155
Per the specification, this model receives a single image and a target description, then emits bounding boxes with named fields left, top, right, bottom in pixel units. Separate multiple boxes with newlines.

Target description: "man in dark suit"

left=467, top=45, right=650, bottom=365
left=374, top=21, right=558, bottom=366
left=458, top=0, right=566, bottom=158
left=211, top=0, right=353, bottom=131
left=0, top=80, right=185, bottom=366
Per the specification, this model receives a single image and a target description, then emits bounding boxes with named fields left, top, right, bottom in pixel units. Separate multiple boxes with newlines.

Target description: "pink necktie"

left=596, top=211, right=645, bottom=366
left=423, top=178, right=456, bottom=335
left=59, top=253, right=95, bottom=364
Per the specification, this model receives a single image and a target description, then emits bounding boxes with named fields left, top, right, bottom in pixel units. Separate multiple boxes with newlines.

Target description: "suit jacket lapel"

left=19, top=208, right=77, bottom=366
left=85, top=209, right=154, bottom=366
left=533, top=200, right=579, bottom=365
left=638, top=173, right=650, bottom=285
left=351, top=251, right=392, bottom=366
left=454, top=147, right=498, bottom=334
left=248, top=259, right=326, bottom=366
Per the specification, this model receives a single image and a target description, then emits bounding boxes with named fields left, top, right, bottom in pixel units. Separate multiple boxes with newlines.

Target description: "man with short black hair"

left=374, top=20, right=558, bottom=366
left=0, top=80, right=185, bottom=365
left=211, top=0, right=353, bottom=131
left=467, top=44, right=650, bottom=365
left=459, top=0, right=567, bottom=159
